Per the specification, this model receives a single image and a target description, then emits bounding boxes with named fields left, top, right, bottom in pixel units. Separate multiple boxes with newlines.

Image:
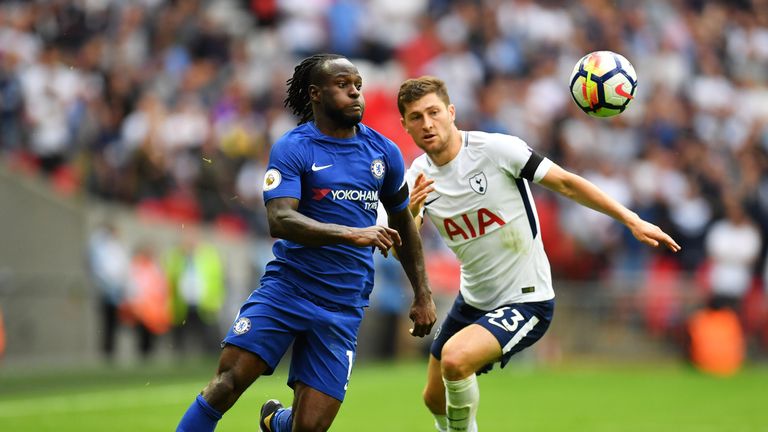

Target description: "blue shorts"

left=431, top=293, right=554, bottom=374
left=222, top=283, right=363, bottom=401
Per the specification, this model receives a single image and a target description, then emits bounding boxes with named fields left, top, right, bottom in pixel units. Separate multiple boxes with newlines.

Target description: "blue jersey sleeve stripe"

left=381, top=183, right=409, bottom=210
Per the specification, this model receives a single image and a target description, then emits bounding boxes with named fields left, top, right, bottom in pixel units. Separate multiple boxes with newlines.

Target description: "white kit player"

left=396, top=76, right=680, bottom=432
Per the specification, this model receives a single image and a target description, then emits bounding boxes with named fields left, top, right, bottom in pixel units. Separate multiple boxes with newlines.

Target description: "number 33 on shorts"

left=481, top=303, right=550, bottom=357
left=471, top=300, right=553, bottom=364
left=485, top=307, right=526, bottom=332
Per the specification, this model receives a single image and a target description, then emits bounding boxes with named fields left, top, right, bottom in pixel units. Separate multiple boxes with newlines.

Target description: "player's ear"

left=400, top=116, right=406, bottom=129
left=448, top=104, right=456, bottom=121
left=309, top=84, right=320, bottom=102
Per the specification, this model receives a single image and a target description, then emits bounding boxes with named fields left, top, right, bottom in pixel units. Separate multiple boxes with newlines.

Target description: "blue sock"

left=177, top=394, right=223, bottom=432
left=272, top=407, right=293, bottom=432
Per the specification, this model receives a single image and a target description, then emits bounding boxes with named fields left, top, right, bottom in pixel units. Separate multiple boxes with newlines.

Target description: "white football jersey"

left=406, top=131, right=555, bottom=310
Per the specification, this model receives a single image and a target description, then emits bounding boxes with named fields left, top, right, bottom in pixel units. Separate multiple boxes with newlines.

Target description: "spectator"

left=19, top=44, right=81, bottom=174
left=165, top=230, right=226, bottom=356
left=685, top=297, right=745, bottom=377
left=87, top=222, right=131, bottom=362
left=704, top=196, right=762, bottom=312
left=368, top=253, right=409, bottom=359
left=0, top=305, right=5, bottom=361
left=0, top=53, right=25, bottom=154
left=123, top=243, right=172, bottom=360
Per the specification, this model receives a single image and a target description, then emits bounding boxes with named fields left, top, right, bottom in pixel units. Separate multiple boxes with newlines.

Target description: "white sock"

left=444, top=375, right=479, bottom=432
left=434, top=414, right=448, bottom=432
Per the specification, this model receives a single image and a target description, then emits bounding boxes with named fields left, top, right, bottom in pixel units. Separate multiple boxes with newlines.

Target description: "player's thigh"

left=222, top=288, right=306, bottom=374
left=291, top=381, right=342, bottom=432
left=441, top=324, right=502, bottom=379
left=430, top=294, right=483, bottom=362
left=289, top=305, right=364, bottom=402
left=473, top=300, right=554, bottom=368
left=423, top=354, right=446, bottom=414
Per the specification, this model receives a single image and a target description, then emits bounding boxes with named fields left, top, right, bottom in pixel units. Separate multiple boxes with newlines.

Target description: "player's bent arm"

left=391, top=213, right=424, bottom=262
left=388, top=208, right=430, bottom=297
left=391, top=172, right=431, bottom=260
left=538, top=163, right=681, bottom=252
left=266, top=198, right=401, bottom=253
left=387, top=207, right=437, bottom=337
left=412, top=214, right=424, bottom=228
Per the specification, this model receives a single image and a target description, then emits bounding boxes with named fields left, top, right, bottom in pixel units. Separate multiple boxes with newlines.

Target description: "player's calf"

left=292, top=412, right=335, bottom=432
left=423, top=384, right=446, bottom=414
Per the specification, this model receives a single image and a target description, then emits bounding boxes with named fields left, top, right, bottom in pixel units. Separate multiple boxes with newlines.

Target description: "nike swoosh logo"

left=425, top=196, right=441, bottom=206
left=311, top=163, right=333, bottom=172
left=615, top=83, right=634, bottom=100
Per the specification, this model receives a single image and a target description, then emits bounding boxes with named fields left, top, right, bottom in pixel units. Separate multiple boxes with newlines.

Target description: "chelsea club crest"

left=370, top=159, right=385, bottom=179
left=233, top=317, right=251, bottom=335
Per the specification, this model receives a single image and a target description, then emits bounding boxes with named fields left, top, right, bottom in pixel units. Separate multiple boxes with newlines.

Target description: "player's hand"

left=628, top=217, right=681, bottom=252
left=349, top=226, right=402, bottom=257
left=409, top=173, right=435, bottom=218
left=408, top=294, right=437, bottom=337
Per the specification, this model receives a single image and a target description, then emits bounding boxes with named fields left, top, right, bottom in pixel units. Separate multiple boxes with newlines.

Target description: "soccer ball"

left=569, top=51, right=637, bottom=118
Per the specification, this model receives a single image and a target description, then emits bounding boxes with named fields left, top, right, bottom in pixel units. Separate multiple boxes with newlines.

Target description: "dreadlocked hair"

left=284, top=53, right=346, bottom=125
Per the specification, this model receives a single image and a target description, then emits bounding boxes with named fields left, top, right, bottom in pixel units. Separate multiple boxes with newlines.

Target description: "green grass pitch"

left=1, top=360, right=766, bottom=431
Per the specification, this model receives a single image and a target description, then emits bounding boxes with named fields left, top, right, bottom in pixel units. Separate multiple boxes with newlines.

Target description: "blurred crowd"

left=1, top=0, right=767, bottom=354
left=87, top=222, right=226, bottom=361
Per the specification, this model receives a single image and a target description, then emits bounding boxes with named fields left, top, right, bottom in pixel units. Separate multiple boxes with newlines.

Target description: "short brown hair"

left=397, top=76, right=451, bottom=115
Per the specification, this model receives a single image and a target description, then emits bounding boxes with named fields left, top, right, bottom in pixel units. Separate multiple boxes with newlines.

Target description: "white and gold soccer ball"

left=569, top=50, right=637, bottom=118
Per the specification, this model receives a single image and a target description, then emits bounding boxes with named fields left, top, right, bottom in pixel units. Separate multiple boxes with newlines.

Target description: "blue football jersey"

left=261, top=122, right=409, bottom=307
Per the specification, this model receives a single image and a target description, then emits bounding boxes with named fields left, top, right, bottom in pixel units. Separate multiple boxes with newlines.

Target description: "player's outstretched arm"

left=538, top=163, right=681, bottom=252
left=388, top=207, right=437, bottom=337
left=266, top=197, right=402, bottom=256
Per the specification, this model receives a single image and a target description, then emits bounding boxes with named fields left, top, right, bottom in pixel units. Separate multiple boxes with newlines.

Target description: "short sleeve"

left=488, top=135, right=552, bottom=183
left=379, top=141, right=409, bottom=213
left=262, top=138, right=305, bottom=203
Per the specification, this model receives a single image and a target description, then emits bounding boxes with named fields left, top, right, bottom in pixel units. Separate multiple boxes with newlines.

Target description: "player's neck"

left=313, top=118, right=358, bottom=139
left=429, top=127, right=462, bottom=167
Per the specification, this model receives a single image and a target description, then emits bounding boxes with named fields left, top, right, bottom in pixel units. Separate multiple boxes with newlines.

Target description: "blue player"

left=176, top=54, right=437, bottom=432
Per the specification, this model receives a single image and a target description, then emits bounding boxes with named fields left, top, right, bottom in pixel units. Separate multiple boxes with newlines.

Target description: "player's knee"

left=201, top=370, right=241, bottom=412
left=440, top=345, right=473, bottom=380
left=292, top=414, right=331, bottom=432
left=216, top=369, right=239, bottom=394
